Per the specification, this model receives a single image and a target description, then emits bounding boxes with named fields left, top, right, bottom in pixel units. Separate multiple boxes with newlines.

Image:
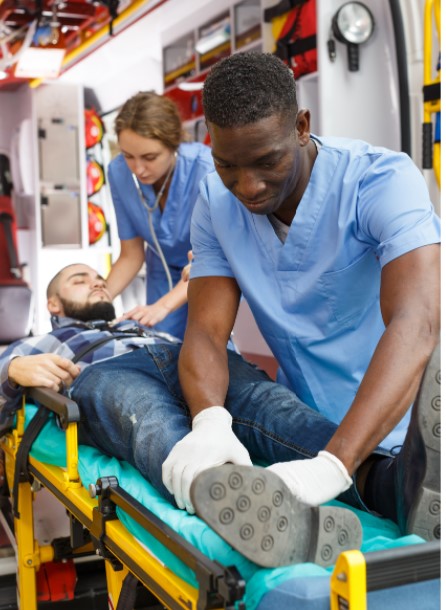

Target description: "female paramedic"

left=106, top=91, right=214, bottom=340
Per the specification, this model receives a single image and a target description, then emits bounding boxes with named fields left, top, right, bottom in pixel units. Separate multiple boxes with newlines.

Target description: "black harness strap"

left=71, top=332, right=138, bottom=364
left=272, top=2, right=317, bottom=67
left=12, top=405, right=50, bottom=518
left=264, top=0, right=307, bottom=22
left=423, top=82, right=441, bottom=103
left=276, top=33, right=317, bottom=61
left=116, top=572, right=139, bottom=610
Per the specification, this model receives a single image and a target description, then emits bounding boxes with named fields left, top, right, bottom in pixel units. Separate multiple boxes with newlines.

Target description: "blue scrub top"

left=190, top=136, right=441, bottom=450
left=108, top=141, right=214, bottom=339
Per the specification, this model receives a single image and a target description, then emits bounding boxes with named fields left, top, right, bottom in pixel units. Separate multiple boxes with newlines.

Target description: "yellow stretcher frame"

left=330, top=542, right=440, bottom=610
left=0, top=387, right=441, bottom=610
left=1, top=388, right=246, bottom=610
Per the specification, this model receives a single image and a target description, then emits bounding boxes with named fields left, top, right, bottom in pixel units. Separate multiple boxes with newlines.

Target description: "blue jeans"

left=70, top=344, right=369, bottom=510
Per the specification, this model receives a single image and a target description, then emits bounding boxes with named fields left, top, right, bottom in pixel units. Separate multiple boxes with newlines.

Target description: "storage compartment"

left=234, top=0, right=261, bottom=49
left=38, top=117, right=79, bottom=185
left=41, top=191, right=82, bottom=247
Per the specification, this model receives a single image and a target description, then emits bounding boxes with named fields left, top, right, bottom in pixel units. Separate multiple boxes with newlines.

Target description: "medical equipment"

left=328, top=2, right=375, bottom=71
left=132, top=151, right=178, bottom=292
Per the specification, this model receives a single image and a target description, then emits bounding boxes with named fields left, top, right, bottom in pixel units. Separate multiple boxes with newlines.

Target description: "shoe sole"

left=190, top=464, right=362, bottom=568
left=407, top=343, right=441, bottom=541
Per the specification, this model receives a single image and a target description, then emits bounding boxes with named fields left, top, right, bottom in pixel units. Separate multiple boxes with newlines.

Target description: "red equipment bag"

left=264, top=0, right=317, bottom=80
left=86, top=158, right=105, bottom=196
left=84, top=108, right=105, bottom=149
left=87, top=201, right=107, bottom=245
left=0, top=195, right=33, bottom=343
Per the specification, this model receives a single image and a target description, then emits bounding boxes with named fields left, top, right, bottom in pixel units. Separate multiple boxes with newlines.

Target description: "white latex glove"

left=267, top=451, right=353, bottom=506
left=162, top=406, right=252, bottom=513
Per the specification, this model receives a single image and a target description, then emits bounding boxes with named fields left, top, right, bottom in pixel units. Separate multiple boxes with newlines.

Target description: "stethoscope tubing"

left=131, top=152, right=178, bottom=292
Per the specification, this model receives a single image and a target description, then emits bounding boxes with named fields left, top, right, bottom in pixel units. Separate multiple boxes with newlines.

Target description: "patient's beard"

left=59, top=298, right=116, bottom=322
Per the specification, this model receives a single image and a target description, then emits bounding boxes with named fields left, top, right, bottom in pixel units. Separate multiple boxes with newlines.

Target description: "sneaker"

left=191, top=463, right=362, bottom=567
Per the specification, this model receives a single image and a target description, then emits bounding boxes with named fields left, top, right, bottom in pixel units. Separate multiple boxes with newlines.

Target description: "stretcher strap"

left=116, top=572, right=138, bottom=610
left=264, top=0, right=307, bottom=22
left=277, top=34, right=317, bottom=59
left=71, top=333, right=140, bottom=364
left=423, top=82, right=441, bottom=103
left=12, top=405, right=50, bottom=518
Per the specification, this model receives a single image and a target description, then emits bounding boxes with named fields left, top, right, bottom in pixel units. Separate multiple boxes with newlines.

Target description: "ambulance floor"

left=0, top=554, right=166, bottom=610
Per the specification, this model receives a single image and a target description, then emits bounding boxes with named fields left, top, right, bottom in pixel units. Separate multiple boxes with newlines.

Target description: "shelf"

left=234, top=0, right=262, bottom=49
left=162, top=0, right=265, bottom=124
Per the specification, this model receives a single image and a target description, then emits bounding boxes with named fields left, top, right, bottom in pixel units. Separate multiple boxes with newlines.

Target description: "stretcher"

left=0, top=387, right=440, bottom=610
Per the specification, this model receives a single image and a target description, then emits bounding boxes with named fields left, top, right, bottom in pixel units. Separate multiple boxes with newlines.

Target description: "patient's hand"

left=8, top=354, right=81, bottom=391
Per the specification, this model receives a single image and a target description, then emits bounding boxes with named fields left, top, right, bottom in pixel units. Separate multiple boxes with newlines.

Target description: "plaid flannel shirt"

left=0, top=315, right=180, bottom=426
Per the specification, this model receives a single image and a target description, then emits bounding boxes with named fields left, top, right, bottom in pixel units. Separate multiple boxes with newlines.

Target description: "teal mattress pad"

left=26, top=406, right=439, bottom=610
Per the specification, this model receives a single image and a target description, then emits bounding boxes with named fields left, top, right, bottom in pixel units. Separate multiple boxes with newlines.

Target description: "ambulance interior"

left=0, top=1, right=441, bottom=609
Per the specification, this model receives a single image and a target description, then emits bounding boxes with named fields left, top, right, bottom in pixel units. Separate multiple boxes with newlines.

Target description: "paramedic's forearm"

left=325, top=317, right=438, bottom=474
left=179, top=330, right=230, bottom=418
left=106, top=237, right=145, bottom=298
left=157, top=275, right=188, bottom=312
left=326, top=245, right=440, bottom=474
left=178, top=275, right=241, bottom=417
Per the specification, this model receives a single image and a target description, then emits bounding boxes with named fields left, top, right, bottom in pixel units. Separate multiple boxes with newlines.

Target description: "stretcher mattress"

left=26, top=406, right=440, bottom=610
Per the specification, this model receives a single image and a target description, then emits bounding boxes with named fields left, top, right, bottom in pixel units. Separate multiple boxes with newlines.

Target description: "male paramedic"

left=0, top=262, right=367, bottom=566
left=160, top=52, right=441, bottom=565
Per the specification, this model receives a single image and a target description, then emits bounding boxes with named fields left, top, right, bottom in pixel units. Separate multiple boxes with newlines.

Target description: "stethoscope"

left=131, top=151, right=178, bottom=291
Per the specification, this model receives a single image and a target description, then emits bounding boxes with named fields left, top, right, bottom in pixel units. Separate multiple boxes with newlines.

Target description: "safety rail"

left=90, top=476, right=246, bottom=610
left=330, top=540, right=441, bottom=610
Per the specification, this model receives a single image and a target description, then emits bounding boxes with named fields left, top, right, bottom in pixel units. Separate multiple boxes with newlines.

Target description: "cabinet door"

left=41, top=191, right=82, bottom=246
left=38, top=118, right=79, bottom=185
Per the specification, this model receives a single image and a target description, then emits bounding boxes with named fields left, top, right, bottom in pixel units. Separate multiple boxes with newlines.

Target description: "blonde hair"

left=115, top=91, right=190, bottom=150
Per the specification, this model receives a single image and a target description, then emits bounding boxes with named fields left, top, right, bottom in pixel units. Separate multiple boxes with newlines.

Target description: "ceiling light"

left=14, top=47, right=65, bottom=79
left=330, top=2, right=374, bottom=71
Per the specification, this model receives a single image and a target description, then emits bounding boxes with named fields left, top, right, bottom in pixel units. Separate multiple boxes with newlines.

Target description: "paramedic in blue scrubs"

left=163, top=53, right=441, bottom=528
left=106, top=91, right=214, bottom=340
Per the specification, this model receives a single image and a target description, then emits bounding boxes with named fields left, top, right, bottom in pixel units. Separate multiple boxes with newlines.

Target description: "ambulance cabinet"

left=4, top=82, right=115, bottom=334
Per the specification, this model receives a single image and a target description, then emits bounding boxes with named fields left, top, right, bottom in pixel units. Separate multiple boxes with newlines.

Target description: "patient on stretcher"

left=0, top=263, right=440, bottom=568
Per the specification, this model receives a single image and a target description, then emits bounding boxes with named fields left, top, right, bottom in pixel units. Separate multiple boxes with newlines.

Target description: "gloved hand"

left=267, top=451, right=353, bottom=506
left=162, top=406, right=252, bottom=513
